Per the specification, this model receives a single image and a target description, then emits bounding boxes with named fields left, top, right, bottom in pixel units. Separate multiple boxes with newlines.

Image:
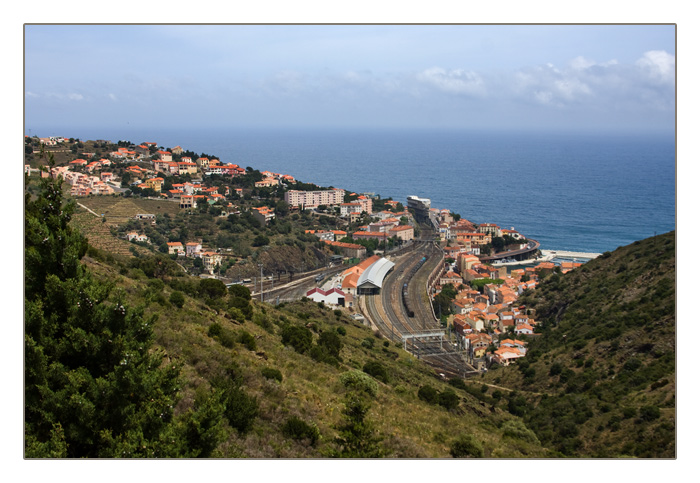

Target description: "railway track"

left=361, top=238, right=479, bottom=378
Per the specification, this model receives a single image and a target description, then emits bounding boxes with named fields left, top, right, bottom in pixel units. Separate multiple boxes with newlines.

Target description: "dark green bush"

left=362, top=361, right=388, bottom=383
left=282, top=416, right=320, bottom=446
left=418, top=385, right=439, bottom=404
left=438, top=389, right=460, bottom=411
left=208, top=323, right=223, bottom=338
left=448, top=377, right=468, bottom=391
left=228, top=284, right=251, bottom=300
left=639, top=405, right=660, bottom=421
left=199, top=278, right=227, bottom=299
left=336, top=326, right=347, bottom=336
left=449, top=434, right=484, bottom=458
left=261, top=367, right=283, bottom=382
left=169, top=290, right=185, bottom=308
left=281, top=325, right=313, bottom=354
left=238, top=330, right=257, bottom=351
left=223, top=386, right=258, bottom=434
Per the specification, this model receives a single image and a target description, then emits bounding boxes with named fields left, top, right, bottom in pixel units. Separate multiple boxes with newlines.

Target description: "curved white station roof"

left=357, top=257, right=395, bottom=289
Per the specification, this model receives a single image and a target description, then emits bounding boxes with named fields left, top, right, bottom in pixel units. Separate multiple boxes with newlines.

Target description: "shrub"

left=223, top=386, right=258, bottom=434
left=229, top=296, right=252, bottom=319
left=227, top=307, right=245, bottom=322
left=336, top=326, right=347, bottom=336
left=261, top=367, right=283, bottom=382
left=282, top=416, right=320, bottom=446
left=281, top=325, right=313, bottom=354
left=339, top=370, right=378, bottom=397
left=228, top=284, right=251, bottom=300
left=438, top=389, right=460, bottom=411
left=169, top=290, right=185, bottom=308
left=418, top=385, right=439, bottom=405
left=501, top=419, right=540, bottom=444
left=448, top=377, right=468, bottom=391
left=639, top=405, right=660, bottom=421
left=450, top=434, right=484, bottom=458
left=622, top=407, right=637, bottom=419
left=361, top=337, right=375, bottom=349
left=362, top=361, right=389, bottom=383
left=208, top=323, right=223, bottom=338
left=199, top=278, right=227, bottom=299
left=318, top=331, right=343, bottom=359
left=238, top=330, right=257, bottom=351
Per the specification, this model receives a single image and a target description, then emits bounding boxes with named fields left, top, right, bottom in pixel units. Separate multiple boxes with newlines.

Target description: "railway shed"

left=356, top=257, right=395, bottom=295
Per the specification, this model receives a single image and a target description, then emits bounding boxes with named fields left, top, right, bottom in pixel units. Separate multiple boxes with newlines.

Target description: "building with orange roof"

left=389, top=225, right=414, bottom=241
left=493, top=346, right=524, bottom=365
left=325, top=240, right=367, bottom=259
left=167, top=242, right=185, bottom=256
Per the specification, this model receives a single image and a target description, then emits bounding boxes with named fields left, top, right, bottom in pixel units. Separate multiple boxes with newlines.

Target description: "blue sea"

left=70, top=127, right=676, bottom=253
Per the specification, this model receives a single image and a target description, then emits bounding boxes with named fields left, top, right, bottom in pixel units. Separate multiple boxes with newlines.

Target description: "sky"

left=24, top=24, right=676, bottom=136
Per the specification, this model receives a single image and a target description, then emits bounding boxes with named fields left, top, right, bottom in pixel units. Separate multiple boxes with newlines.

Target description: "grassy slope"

left=482, top=231, right=676, bottom=457
left=83, top=253, right=549, bottom=458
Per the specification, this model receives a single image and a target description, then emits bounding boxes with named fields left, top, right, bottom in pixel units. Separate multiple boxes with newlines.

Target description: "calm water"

left=72, top=127, right=676, bottom=253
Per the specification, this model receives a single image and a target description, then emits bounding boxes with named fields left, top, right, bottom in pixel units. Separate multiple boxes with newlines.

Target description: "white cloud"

left=108, top=93, right=117, bottom=101
left=636, top=50, right=675, bottom=84
left=569, top=56, right=596, bottom=70
left=416, top=67, right=486, bottom=96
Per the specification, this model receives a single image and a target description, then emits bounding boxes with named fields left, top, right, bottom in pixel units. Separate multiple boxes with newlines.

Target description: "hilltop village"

left=26, top=135, right=583, bottom=368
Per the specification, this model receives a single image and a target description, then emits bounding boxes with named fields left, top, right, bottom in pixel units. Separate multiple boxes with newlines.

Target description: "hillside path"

left=77, top=202, right=101, bottom=217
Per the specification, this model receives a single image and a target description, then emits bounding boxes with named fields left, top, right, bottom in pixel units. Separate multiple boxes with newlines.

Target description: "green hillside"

left=482, top=231, right=676, bottom=457
left=24, top=165, right=675, bottom=458
left=25, top=170, right=549, bottom=458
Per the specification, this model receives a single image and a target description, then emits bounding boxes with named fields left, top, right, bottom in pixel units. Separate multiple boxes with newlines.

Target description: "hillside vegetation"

left=25, top=158, right=675, bottom=458
left=481, top=231, right=676, bottom=457
left=25, top=168, right=549, bottom=458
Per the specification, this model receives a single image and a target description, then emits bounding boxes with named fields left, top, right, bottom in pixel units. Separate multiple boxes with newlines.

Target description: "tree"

left=332, top=395, right=386, bottom=458
left=170, top=290, right=185, bottom=308
left=25, top=158, right=183, bottom=457
left=228, top=284, right=251, bottom=300
left=198, top=278, right=227, bottom=299
left=450, top=434, right=484, bottom=458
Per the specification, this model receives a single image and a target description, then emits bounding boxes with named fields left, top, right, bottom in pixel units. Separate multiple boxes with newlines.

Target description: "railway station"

left=355, top=257, right=396, bottom=295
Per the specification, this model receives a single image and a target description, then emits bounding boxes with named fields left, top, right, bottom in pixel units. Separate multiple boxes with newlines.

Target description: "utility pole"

left=258, top=263, right=264, bottom=302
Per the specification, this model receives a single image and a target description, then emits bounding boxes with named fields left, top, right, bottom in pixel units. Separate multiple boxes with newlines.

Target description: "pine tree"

left=24, top=155, right=184, bottom=457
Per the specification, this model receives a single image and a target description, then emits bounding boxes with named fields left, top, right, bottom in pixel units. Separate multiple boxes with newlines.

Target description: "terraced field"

left=70, top=210, right=151, bottom=257
left=76, top=196, right=180, bottom=227
left=69, top=195, right=178, bottom=257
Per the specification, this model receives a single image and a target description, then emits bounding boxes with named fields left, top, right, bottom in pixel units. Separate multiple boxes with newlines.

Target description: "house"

left=250, top=206, right=275, bottom=226
left=340, top=202, right=364, bottom=217
left=515, top=323, right=534, bottom=335
left=180, top=195, right=196, bottom=209
left=144, top=177, right=164, bottom=193
left=201, top=251, right=223, bottom=274
left=439, top=271, right=463, bottom=287
left=493, top=346, right=524, bottom=366
left=306, top=230, right=335, bottom=242
left=126, top=232, right=149, bottom=243
left=167, top=242, right=185, bottom=256
left=255, top=177, right=280, bottom=188
left=389, top=225, right=414, bottom=242
left=186, top=242, right=202, bottom=258
left=305, top=287, right=346, bottom=307
left=325, top=240, right=367, bottom=259
left=157, top=150, right=173, bottom=162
